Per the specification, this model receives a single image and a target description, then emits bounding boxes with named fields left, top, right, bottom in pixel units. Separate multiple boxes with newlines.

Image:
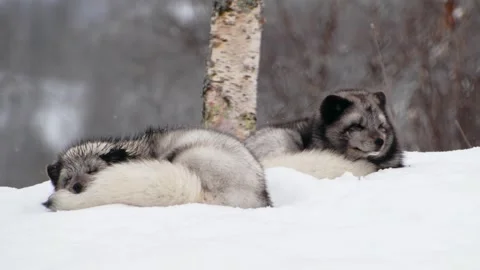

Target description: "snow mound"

left=1, top=148, right=480, bottom=270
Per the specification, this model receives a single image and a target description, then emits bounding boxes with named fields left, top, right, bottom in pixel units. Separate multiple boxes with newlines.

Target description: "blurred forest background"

left=0, top=0, right=478, bottom=188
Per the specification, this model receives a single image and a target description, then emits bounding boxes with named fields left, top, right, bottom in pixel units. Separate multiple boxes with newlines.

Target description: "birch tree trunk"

left=202, top=0, right=264, bottom=140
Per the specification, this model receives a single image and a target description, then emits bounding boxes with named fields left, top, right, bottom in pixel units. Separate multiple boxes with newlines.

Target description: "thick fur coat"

left=43, top=126, right=271, bottom=211
left=245, top=88, right=404, bottom=180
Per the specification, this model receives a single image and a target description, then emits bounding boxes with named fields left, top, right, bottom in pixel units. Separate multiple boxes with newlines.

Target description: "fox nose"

left=374, top=138, right=384, bottom=148
left=42, top=200, right=52, bottom=208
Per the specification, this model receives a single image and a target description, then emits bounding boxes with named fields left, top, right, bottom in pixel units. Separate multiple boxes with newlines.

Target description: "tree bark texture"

left=202, top=0, right=264, bottom=140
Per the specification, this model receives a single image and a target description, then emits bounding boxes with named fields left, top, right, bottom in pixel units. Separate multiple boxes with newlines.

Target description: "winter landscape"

left=0, top=0, right=479, bottom=269
left=1, top=148, right=480, bottom=270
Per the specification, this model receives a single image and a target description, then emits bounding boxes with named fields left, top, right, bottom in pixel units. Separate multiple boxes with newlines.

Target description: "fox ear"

left=373, top=91, right=386, bottom=108
left=46, top=162, right=62, bottom=187
left=320, top=95, right=353, bottom=124
left=99, top=148, right=131, bottom=164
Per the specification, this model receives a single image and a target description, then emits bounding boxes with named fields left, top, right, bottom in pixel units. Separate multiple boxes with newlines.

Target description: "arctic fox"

left=245, top=88, right=404, bottom=179
left=43, top=126, right=271, bottom=211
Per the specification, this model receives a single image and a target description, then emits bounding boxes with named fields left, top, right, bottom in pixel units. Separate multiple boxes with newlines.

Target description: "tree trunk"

left=202, top=0, right=264, bottom=140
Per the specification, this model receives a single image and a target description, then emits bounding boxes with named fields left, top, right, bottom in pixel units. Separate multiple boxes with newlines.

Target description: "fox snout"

left=42, top=197, right=57, bottom=212
left=42, top=199, right=53, bottom=209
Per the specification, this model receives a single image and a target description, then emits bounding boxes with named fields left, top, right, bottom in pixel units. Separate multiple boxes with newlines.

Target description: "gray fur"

left=245, top=88, right=404, bottom=170
left=44, top=126, right=271, bottom=210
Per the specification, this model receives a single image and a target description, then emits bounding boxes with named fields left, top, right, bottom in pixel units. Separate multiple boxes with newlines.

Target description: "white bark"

left=202, top=0, right=264, bottom=140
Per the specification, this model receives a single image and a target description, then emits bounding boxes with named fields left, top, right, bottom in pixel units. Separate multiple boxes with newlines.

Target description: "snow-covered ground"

left=1, top=148, right=479, bottom=270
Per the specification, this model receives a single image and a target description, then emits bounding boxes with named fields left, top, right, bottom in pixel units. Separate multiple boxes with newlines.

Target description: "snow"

left=1, top=148, right=480, bottom=270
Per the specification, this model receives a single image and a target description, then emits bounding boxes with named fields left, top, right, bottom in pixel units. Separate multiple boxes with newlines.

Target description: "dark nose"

left=374, top=138, right=384, bottom=147
left=42, top=199, right=52, bottom=208
left=72, top=183, right=83, bottom=194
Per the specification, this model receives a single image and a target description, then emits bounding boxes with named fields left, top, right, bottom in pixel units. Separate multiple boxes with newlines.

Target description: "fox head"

left=46, top=141, right=134, bottom=194
left=313, top=88, right=397, bottom=161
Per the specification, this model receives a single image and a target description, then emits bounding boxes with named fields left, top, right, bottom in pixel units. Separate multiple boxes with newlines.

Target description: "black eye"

left=378, top=124, right=387, bottom=132
left=72, top=183, right=83, bottom=194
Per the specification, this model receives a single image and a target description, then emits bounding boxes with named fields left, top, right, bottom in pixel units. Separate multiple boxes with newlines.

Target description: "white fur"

left=261, top=150, right=376, bottom=180
left=47, top=160, right=204, bottom=211
left=378, top=113, right=387, bottom=123
left=367, top=151, right=381, bottom=157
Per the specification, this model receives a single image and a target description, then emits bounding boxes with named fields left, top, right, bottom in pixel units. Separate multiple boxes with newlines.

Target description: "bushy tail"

left=262, top=150, right=377, bottom=180
left=46, top=160, right=203, bottom=211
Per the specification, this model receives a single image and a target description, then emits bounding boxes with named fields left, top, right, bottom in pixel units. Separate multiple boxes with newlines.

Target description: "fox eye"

left=87, top=168, right=98, bottom=174
left=349, top=124, right=364, bottom=131
left=59, top=176, right=72, bottom=189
